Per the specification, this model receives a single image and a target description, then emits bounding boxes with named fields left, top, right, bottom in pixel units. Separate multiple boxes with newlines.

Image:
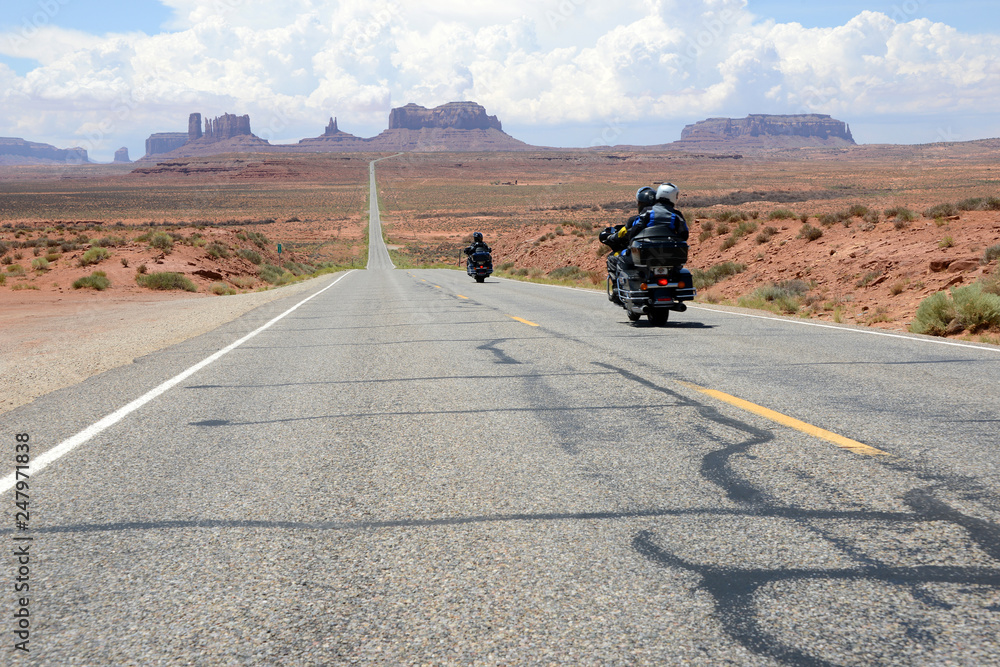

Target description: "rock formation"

left=114, top=147, right=131, bottom=163
left=677, top=114, right=855, bottom=148
left=204, top=113, right=252, bottom=141
left=145, top=132, right=188, bottom=157
left=388, top=102, right=503, bottom=131
left=0, top=137, right=89, bottom=164
left=189, top=113, right=203, bottom=140
left=295, top=102, right=529, bottom=152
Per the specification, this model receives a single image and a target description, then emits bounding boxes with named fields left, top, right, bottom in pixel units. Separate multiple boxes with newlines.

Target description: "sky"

left=1, top=0, right=999, bottom=162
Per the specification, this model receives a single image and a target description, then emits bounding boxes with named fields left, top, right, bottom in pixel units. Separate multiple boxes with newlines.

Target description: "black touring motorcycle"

left=602, top=225, right=696, bottom=325
left=466, top=249, right=493, bottom=283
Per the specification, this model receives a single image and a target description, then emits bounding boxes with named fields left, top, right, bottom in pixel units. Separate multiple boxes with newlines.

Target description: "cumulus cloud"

left=1, top=0, right=998, bottom=159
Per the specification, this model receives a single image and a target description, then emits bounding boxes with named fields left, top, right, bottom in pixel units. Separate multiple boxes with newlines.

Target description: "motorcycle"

left=467, top=250, right=493, bottom=283
left=604, top=225, right=696, bottom=325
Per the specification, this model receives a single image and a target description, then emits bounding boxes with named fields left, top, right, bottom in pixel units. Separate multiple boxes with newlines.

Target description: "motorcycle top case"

left=628, top=233, right=688, bottom=269
left=471, top=251, right=492, bottom=265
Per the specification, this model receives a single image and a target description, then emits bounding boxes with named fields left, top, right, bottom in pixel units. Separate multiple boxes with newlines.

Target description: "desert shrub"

left=72, top=271, right=110, bottom=291
left=848, top=204, right=869, bottom=217
left=231, top=275, right=257, bottom=289
left=206, top=242, right=231, bottom=259
left=245, top=231, right=269, bottom=248
left=715, top=222, right=731, bottom=236
left=856, top=270, right=883, bottom=287
left=259, top=264, right=292, bottom=285
left=889, top=280, right=908, bottom=295
left=237, top=248, right=263, bottom=264
left=0, top=274, right=5, bottom=285
left=698, top=229, right=714, bottom=243
left=981, top=274, right=1000, bottom=296
left=924, top=203, right=959, bottom=219
left=983, top=243, right=1000, bottom=264
left=733, top=220, right=758, bottom=238
left=939, top=236, right=955, bottom=248
left=862, top=210, right=880, bottom=226
left=45, top=252, right=60, bottom=262
left=148, top=231, right=174, bottom=252
left=952, top=283, right=1000, bottom=332
left=0, top=241, right=8, bottom=256
left=210, top=282, right=237, bottom=295
left=60, top=242, right=79, bottom=253
left=78, top=247, right=110, bottom=266
left=910, top=292, right=955, bottom=336
left=700, top=220, right=715, bottom=232
left=691, top=261, right=746, bottom=290
left=31, top=257, right=49, bottom=272
left=548, top=265, right=585, bottom=280
left=497, top=261, right=514, bottom=271
left=894, top=218, right=912, bottom=230
left=1, top=255, right=11, bottom=265
left=738, top=281, right=807, bottom=314
left=283, top=261, right=315, bottom=276
left=755, top=226, right=778, bottom=244
left=721, top=235, right=738, bottom=250
left=798, top=224, right=823, bottom=241
left=94, top=235, right=127, bottom=247
left=769, top=208, right=796, bottom=220
left=136, top=271, right=197, bottom=291
left=958, top=198, right=984, bottom=211
left=715, top=210, right=743, bottom=223
left=885, top=207, right=917, bottom=222
left=6, top=264, right=25, bottom=276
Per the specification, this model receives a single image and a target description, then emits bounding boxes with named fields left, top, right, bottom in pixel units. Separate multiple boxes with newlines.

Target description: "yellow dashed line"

left=457, top=295, right=469, bottom=299
left=678, top=381, right=892, bottom=457
left=507, top=316, right=539, bottom=327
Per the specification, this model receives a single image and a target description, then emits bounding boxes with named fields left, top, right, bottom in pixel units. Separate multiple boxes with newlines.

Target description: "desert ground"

left=2, top=146, right=999, bottom=411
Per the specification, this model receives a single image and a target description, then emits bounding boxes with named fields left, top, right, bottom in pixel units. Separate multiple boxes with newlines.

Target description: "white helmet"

left=656, top=182, right=679, bottom=204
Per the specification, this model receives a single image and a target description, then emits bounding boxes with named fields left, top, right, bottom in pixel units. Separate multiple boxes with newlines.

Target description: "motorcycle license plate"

left=653, top=267, right=669, bottom=276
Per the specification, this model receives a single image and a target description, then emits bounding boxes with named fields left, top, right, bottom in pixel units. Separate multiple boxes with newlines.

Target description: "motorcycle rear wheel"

left=648, top=310, right=669, bottom=326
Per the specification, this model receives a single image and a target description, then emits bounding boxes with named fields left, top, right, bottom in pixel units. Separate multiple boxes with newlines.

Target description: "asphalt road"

left=1, top=163, right=999, bottom=665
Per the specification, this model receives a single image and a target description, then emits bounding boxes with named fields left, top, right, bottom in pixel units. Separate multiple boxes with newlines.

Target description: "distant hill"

left=0, top=137, right=89, bottom=164
left=671, top=114, right=856, bottom=150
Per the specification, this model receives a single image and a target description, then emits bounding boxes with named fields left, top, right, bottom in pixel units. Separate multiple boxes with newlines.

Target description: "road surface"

left=1, top=160, right=998, bottom=665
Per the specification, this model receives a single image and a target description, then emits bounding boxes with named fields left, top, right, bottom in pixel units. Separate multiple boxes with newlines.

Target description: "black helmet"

left=473, top=232, right=483, bottom=242
left=636, top=187, right=656, bottom=211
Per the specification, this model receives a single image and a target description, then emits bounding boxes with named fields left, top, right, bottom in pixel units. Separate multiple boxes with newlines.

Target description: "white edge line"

left=685, top=304, right=1000, bottom=353
left=1, top=271, right=354, bottom=495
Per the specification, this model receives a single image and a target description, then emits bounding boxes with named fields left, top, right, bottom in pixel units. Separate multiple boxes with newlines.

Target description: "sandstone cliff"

left=388, top=102, right=503, bottom=131
left=295, top=102, right=529, bottom=152
left=0, top=137, right=89, bottom=164
left=114, top=147, right=131, bottom=163
left=676, top=114, right=855, bottom=149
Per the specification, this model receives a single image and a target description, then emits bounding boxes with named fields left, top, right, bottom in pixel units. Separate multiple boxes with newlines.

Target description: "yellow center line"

left=677, top=381, right=892, bottom=457
left=457, top=295, right=469, bottom=299
left=508, top=315, right=539, bottom=327
left=433, top=285, right=442, bottom=289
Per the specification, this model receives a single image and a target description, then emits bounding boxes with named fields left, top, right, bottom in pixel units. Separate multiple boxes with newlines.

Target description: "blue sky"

left=1, top=1, right=999, bottom=160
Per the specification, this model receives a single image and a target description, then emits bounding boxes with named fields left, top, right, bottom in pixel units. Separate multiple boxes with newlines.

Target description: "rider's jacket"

left=626, top=202, right=689, bottom=241
left=465, top=241, right=492, bottom=255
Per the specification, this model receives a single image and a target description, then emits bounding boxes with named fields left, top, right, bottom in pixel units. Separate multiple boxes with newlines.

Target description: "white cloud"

left=1, top=0, right=999, bottom=159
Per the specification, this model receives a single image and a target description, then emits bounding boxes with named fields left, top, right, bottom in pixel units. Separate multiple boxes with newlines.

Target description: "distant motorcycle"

left=604, top=225, right=696, bottom=325
left=467, top=250, right=493, bottom=283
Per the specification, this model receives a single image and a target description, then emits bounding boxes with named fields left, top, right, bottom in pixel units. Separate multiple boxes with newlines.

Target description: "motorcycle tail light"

left=640, top=283, right=648, bottom=290
left=657, top=278, right=669, bottom=286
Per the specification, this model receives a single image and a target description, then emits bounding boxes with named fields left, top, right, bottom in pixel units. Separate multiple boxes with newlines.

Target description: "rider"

left=629, top=182, right=689, bottom=242
left=464, top=232, right=492, bottom=272
left=464, top=232, right=491, bottom=256
left=600, top=186, right=657, bottom=298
